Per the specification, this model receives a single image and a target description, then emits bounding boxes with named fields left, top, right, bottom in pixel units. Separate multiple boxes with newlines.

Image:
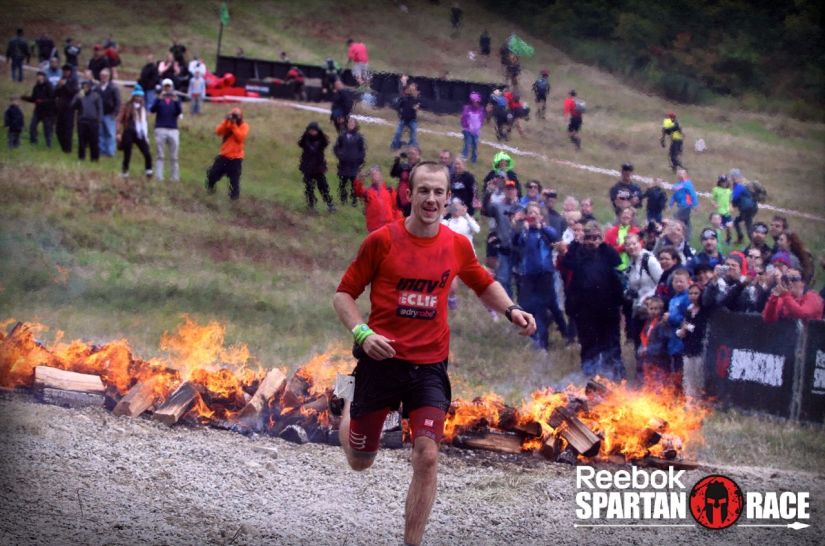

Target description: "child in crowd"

left=664, top=268, right=692, bottom=392
left=443, top=197, right=481, bottom=310
left=562, top=210, right=581, bottom=244
left=4, top=96, right=24, bottom=149
left=187, top=71, right=205, bottom=115
left=677, top=283, right=709, bottom=399
left=637, top=295, right=670, bottom=386
left=711, top=175, right=732, bottom=245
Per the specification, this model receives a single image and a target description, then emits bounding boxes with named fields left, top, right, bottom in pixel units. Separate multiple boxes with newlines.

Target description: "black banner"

left=704, top=309, right=799, bottom=418
left=799, top=320, right=825, bottom=422
left=216, top=55, right=497, bottom=114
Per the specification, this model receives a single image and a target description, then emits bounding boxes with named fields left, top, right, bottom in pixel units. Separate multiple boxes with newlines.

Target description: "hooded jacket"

left=333, top=128, right=366, bottom=177
left=298, top=123, right=329, bottom=175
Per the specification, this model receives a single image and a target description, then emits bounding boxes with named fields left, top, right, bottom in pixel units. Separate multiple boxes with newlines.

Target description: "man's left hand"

left=510, top=309, right=536, bottom=336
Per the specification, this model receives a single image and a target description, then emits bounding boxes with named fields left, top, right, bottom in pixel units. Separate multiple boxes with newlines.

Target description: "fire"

left=443, top=377, right=708, bottom=460
left=294, top=348, right=352, bottom=395
left=0, top=318, right=706, bottom=463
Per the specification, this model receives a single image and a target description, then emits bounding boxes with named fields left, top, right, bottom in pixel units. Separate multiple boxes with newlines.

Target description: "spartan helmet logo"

left=689, top=474, right=743, bottom=530
left=704, top=481, right=729, bottom=525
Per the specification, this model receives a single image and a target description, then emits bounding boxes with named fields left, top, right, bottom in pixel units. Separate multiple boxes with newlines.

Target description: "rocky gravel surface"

left=1, top=394, right=822, bottom=545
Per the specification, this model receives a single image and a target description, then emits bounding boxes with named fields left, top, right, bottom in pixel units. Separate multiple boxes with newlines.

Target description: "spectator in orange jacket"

left=762, top=267, right=824, bottom=322
left=352, top=165, right=401, bottom=232
left=205, top=107, right=249, bottom=200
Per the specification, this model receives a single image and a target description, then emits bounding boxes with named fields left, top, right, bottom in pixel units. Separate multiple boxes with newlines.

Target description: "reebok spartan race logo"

left=396, top=271, right=450, bottom=320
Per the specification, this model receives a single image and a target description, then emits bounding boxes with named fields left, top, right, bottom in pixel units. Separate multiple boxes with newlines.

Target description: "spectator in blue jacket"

left=150, top=78, right=182, bottom=182
left=665, top=268, right=692, bottom=379
left=729, top=168, right=758, bottom=244
left=669, top=169, right=699, bottom=242
left=512, top=202, right=570, bottom=350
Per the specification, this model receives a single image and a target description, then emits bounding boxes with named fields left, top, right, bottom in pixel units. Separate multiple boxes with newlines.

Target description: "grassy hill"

left=1, top=0, right=824, bottom=401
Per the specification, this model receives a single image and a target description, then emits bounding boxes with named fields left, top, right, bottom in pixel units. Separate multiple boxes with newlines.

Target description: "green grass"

left=1, top=0, right=824, bottom=471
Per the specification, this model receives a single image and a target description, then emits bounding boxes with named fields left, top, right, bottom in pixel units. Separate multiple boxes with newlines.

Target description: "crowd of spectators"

left=5, top=27, right=824, bottom=393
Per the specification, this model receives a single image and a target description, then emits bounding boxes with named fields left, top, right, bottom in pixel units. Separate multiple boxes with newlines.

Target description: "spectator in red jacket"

left=346, top=38, right=369, bottom=85
left=762, top=267, right=824, bottom=322
left=353, top=165, right=401, bottom=232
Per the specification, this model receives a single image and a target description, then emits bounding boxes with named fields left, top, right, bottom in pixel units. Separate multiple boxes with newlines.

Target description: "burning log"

left=40, top=388, right=105, bottom=409
left=556, top=448, right=578, bottom=465
left=154, top=381, right=200, bottom=426
left=453, top=430, right=523, bottom=455
left=556, top=416, right=601, bottom=457
left=509, top=420, right=543, bottom=437
left=636, top=456, right=699, bottom=471
left=113, top=379, right=159, bottom=418
left=641, top=417, right=667, bottom=448
left=585, top=379, right=609, bottom=398
left=238, top=368, right=286, bottom=426
left=33, top=366, right=105, bottom=394
left=540, top=435, right=562, bottom=461
left=280, top=424, right=309, bottom=444
left=280, top=372, right=310, bottom=410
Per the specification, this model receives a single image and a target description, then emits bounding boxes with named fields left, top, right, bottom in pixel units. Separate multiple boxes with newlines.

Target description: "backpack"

left=748, top=180, right=767, bottom=203
left=574, top=99, right=587, bottom=114
left=533, top=77, right=548, bottom=96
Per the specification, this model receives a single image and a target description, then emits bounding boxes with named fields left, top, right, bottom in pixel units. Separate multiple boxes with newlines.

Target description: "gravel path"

left=1, top=394, right=822, bottom=545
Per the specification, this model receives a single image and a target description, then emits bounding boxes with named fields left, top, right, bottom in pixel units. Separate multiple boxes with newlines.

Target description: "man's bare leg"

left=404, top=436, right=439, bottom=546
left=338, top=399, right=375, bottom=471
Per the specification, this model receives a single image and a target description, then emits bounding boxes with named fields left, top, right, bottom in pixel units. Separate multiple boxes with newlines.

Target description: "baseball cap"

left=700, top=228, right=717, bottom=240
left=505, top=180, right=517, bottom=188
left=667, top=112, right=676, bottom=119
left=752, top=222, right=768, bottom=234
left=621, top=163, right=634, bottom=171
left=161, top=78, right=174, bottom=87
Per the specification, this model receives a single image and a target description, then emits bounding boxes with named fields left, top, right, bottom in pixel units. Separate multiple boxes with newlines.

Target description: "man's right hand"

left=362, top=334, right=396, bottom=360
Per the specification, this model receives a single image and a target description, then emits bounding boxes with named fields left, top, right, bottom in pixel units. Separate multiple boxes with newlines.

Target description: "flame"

left=294, top=348, right=352, bottom=395
left=0, top=319, right=706, bottom=462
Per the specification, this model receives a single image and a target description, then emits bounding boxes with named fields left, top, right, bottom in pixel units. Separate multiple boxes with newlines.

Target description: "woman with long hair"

left=115, top=85, right=152, bottom=178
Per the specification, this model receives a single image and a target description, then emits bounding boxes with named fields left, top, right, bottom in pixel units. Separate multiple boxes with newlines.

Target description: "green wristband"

left=352, top=323, right=375, bottom=346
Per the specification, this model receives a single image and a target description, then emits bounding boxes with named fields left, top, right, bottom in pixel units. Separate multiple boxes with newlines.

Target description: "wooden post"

left=154, top=382, right=199, bottom=426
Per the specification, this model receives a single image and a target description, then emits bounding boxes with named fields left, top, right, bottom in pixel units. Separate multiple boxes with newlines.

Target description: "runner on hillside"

left=333, top=162, right=535, bottom=546
left=563, top=89, right=583, bottom=150
left=661, top=112, right=684, bottom=173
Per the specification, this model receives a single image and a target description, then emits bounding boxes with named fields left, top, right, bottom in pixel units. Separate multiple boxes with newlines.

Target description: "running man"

left=563, top=89, right=583, bottom=150
left=333, top=161, right=536, bottom=546
left=661, top=112, right=684, bottom=172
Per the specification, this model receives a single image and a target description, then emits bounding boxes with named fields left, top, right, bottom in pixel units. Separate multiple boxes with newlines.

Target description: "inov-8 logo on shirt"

left=395, top=272, right=450, bottom=320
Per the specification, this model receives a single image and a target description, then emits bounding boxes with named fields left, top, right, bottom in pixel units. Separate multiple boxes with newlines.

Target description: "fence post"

left=790, top=320, right=808, bottom=421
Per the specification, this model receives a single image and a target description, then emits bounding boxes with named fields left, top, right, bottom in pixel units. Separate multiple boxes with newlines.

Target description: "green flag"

left=508, top=34, right=534, bottom=57
left=220, top=2, right=230, bottom=26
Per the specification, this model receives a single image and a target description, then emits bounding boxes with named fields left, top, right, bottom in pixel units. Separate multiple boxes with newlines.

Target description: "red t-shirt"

left=337, top=219, right=494, bottom=364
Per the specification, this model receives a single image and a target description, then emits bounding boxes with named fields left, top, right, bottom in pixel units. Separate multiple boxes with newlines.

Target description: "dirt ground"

left=1, top=394, right=822, bottom=546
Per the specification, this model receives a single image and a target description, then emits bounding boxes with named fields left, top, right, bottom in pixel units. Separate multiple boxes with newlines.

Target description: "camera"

left=684, top=322, right=695, bottom=332
left=399, top=152, right=408, bottom=159
left=623, top=287, right=639, bottom=302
